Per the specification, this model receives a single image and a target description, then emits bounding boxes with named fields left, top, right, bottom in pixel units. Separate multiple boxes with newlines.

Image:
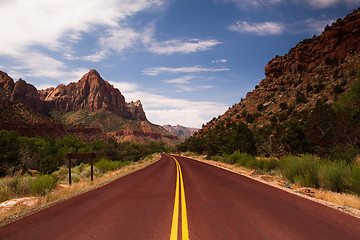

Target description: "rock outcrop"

left=0, top=72, right=43, bottom=113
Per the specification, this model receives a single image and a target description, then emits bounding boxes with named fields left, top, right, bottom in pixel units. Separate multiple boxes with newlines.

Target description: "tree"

left=0, top=130, right=20, bottom=176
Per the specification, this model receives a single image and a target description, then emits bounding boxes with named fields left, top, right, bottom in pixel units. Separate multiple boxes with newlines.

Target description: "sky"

left=0, top=0, right=359, bottom=128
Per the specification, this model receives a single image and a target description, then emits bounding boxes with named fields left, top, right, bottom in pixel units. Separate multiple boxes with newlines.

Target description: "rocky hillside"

left=200, top=9, right=360, bottom=135
left=0, top=101, right=108, bottom=142
left=162, top=124, right=198, bottom=138
left=0, top=70, right=180, bottom=145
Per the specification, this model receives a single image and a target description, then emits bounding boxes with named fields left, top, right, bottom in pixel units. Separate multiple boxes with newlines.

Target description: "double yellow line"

left=170, top=156, right=189, bottom=240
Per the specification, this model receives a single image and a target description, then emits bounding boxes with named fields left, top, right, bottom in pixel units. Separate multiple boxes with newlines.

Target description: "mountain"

left=0, top=70, right=180, bottom=145
left=162, top=124, right=198, bottom=138
left=39, top=69, right=146, bottom=121
left=193, top=9, right=360, bottom=156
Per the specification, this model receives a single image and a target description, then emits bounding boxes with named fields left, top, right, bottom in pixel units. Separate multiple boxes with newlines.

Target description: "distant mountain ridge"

left=162, top=124, right=198, bottom=138
left=0, top=69, right=180, bottom=145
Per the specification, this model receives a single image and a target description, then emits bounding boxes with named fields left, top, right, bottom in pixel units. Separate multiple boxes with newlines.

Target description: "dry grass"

left=0, top=154, right=160, bottom=225
left=315, top=190, right=360, bottom=209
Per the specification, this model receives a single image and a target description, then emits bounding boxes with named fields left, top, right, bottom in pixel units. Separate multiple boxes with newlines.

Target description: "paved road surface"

left=1, top=154, right=360, bottom=240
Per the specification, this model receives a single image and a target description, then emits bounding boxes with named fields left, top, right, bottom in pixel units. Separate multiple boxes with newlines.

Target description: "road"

left=1, top=154, right=360, bottom=240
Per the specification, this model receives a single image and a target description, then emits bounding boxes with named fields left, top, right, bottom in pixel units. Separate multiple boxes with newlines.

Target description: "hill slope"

left=187, top=9, right=360, bottom=156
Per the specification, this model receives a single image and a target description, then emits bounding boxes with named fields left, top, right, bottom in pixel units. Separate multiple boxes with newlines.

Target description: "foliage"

left=177, top=121, right=256, bottom=157
left=0, top=129, right=167, bottom=177
left=95, top=159, right=129, bottom=173
left=280, top=155, right=320, bottom=188
left=0, top=130, right=20, bottom=176
left=319, top=161, right=351, bottom=192
left=206, top=151, right=280, bottom=173
left=29, top=174, right=57, bottom=196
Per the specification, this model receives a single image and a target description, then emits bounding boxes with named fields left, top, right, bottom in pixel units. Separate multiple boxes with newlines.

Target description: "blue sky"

left=0, top=0, right=359, bottom=128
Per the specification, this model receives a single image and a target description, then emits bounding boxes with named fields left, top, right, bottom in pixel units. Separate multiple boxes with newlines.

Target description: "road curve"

left=1, top=154, right=360, bottom=240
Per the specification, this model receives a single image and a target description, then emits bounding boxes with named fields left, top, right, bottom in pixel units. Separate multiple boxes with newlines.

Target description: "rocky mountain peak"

left=0, top=71, right=15, bottom=100
left=127, top=100, right=147, bottom=121
left=0, top=69, right=147, bottom=121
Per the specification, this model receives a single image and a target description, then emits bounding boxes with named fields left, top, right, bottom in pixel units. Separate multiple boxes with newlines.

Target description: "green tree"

left=0, top=130, right=20, bottom=176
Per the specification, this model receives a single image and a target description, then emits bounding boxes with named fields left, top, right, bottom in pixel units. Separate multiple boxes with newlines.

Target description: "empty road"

left=1, top=154, right=360, bottom=240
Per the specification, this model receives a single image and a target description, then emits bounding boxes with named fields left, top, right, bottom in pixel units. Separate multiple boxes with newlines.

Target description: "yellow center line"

left=170, top=158, right=180, bottom=240
left=170, top=156, right=189, bottom=240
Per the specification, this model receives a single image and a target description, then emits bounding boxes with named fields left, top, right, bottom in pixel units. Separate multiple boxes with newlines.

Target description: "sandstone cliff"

left=39, top=69, right=147, bottom=121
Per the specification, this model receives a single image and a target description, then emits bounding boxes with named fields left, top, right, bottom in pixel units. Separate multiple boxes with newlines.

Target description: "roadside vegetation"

left=0, top=154, right=160, bottom=224
left=178, top=71, right=360, bottom=206
left=0, top=132, right=168, bottom=203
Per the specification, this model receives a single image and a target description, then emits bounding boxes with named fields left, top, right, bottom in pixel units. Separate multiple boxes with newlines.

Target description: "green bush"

left=319, top=161, right=351, bottom=192
left=53, top=167, right=68, bottom=181
left=280, top=154, right=320, bottom=187
left=254, top=157, right=279, bottom=171
left=70, top=173, right=81, bottom=183
left=29, top=174, right=57, bottom=196
left=225, top=151, right=254, bottom=165
left=329, top=145, right=359, bottom=164
left=351, top=165, right=360, bottom=195
left=95, top=159, right=127, bottom=173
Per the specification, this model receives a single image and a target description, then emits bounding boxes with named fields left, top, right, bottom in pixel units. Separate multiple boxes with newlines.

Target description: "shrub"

left=319, top=161, right=351, bottom=192
left=295, top=91, right=307, bottom=103
left=330, top=145, right=359, bottom=164
left=333, top=84, right=345, bottom=95
left=306, top=85, right=313, bottom=93
left=257, top=103, right=265, bottom=112
left=29, top=174, right=57, bottom=196
left=94, top=159, right=128, bottom=173
left=254, top=157, right=279, bottom=171
left=280, top=102, right=288, bottom=110
left=351, top=165, right=360, bottom=195
left=232, top=152, right=254, bottom=166
left=53, top=167, right=69, bottom=181
left=70, top=173, right=81, bottom=183
left=280, top=154, right=320, bottom=187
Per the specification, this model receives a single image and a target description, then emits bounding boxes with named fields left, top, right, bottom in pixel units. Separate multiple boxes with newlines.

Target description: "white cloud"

left=99, top=28, right=141, bottom=54
left=199, top=85, right=214, bottom=89
left=212, top=59, right=227, bottom=64
left=110, top=80, right=228, bottom=128
left=148, top=39, right=222, bottom=55
left=229, top=21, right=286, bottom=35
left=143, top=65, right=230, bottom=76
left=164, top=76, right=195, bottom=84
left=174, top=85, right=195, bottom=92
left=109, top=81, right=139, bottom=92
left=0, top=0, right=163, bottom=79
left=220, top=0, right=282, bottom=9
left=303, top=18, right=336, bottom=34
left=0, top=0, right=163, bottom=56
left=301, top=0, right=360, bottom=8
left=35, top=83, right=57, bottom=91
left=83, top=50, right=109, bottom=62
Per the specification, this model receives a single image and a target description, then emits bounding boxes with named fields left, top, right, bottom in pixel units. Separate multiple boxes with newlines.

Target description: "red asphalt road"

left=1, top=154, right=360, bottom=240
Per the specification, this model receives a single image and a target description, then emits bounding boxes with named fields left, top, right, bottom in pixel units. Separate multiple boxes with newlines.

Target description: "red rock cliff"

left=0, top=69, right=147, bottom=121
